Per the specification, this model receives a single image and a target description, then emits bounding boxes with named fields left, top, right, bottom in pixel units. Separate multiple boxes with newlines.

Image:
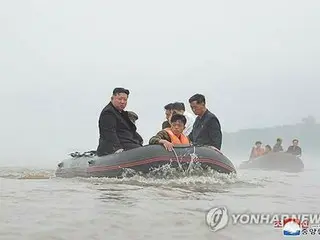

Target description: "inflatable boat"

left=238, top=152, right=304, bottom=173
left=55, top=144, right=236, bottom=178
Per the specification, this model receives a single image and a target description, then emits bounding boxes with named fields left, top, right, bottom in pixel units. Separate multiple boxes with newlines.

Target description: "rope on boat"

left=172, top=148, right=184, bottom=172
left=186, top=146, right=199, bottom=172
left=172, top=146, right=199, bottom=173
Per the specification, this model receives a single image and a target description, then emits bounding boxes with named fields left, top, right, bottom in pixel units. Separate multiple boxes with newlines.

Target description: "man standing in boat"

left=96, top=87, right=143, bottom=156
left=188, top=94, right=222, bottom=150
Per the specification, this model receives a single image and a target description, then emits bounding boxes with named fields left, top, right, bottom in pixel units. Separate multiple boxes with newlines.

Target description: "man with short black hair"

left=96, top=87, right=143, bottom=156
left=171, top=102, right=195, bottom=135
left=188, top=94, right=222, bottom=150
left=286, top=139, right=302, bottom=156
left=149, top=114, right=190, bottom=151
left=161, top=103, right=173, bottom=129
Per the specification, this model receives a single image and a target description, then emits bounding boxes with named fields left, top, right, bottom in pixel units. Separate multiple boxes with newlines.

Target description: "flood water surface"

left=0, top=158, right=319, bottom=240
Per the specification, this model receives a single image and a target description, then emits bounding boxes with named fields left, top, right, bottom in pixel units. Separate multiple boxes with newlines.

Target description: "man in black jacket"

left=286, top=139, right=302, bottom=156
left=188, top=94, right=222, bottom=150
left=96, top=88, right=143, bottom=156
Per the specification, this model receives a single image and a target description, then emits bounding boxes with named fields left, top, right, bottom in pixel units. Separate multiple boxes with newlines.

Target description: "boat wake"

left=1, top=150, right=268, bottom=195
left=76, top=163, right=267, bottom=195
left=0, top=161, right=266, bottom=194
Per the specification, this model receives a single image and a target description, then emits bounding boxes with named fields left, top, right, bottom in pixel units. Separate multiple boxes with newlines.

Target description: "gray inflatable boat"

left=55, top=144, right=236, bottom=178
left=239, top=152, right=304, bottom=173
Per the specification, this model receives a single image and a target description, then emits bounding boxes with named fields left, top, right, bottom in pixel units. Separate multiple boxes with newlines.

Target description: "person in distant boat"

left=249, top=141, right=265, bottom=159
left=286, top=139, right=302, bottom=157
left=96, top=87, right=143, bottom=156
left=171, top=102, right=195, bottom=136
left=149, top=113, right=190, bottom=151
left=272, top=138, right=284, bottom=152
left=161, top=103, right=173, bottom=129
left=264, top=145, right=272, bottom=154
left=188, top=94, right=222, bottom=150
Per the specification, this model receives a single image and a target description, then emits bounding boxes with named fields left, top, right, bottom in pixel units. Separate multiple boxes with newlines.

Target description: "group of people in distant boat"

left=96, top=87, right=222, bottom=156
left=249, top=137, right=302, bottom=160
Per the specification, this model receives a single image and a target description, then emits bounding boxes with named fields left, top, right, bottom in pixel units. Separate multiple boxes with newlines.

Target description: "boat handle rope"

left=186, top=146, right=198, bottom=172
left=172, top=148, right=184, bottom=172
left=172, top=146, right=199, bottom=173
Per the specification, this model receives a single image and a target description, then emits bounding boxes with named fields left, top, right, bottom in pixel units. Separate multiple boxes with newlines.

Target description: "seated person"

left=149, top=114, right=190, bottom=151
left=128, top=111, right=139, bottom=124
left=96, top=87, right=143, bottom=156
left=264, top=145, right=272, bottom=154
left=249, top=141, right=265, bottom=160
left=286, top=139, right=302, bottom=156
left=171, top=102, right=196, bottom=136
left=128, top=111, right=144, bottom=145
left=272, top=138, right=284, bottom=152
left=161, top=103, right=173, bottom=129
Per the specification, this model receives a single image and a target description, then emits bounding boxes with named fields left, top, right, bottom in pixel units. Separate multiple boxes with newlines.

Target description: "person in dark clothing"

left=188, top=94, right=222, bottom=150
left=286, top=139, right=302, bottom=156
left=161, top=103, right=173, bottom=129
left=273, top=138, right=284, bottom=152
left=96, top=88, right=143, bottom=156
left=128, top=111, right=139, bottom=124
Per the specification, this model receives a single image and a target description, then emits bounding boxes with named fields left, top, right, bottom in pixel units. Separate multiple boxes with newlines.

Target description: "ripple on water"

left=0, top=167, right=55, bottom=179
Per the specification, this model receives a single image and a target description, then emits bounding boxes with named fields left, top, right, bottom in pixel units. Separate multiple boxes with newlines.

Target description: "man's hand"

left=114, top=148, right=124, bottom=154
left=159, top=140, right=174, bottom=151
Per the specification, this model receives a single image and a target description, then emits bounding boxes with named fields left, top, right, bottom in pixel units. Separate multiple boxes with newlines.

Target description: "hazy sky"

left=0, top=0, right=319, bottom=166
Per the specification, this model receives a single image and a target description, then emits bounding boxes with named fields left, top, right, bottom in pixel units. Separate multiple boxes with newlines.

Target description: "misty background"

left=0, top=0, right=319, bottom=168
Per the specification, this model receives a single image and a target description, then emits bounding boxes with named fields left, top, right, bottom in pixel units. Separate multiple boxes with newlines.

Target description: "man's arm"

left=135, top=132, right=144, bottom=145
left=183, top=115, right=195, bottom=136
left=149, top=130, right=170, bottom=144
left=162, top=121, right=170, bottom=129
left=100, top=112, right=123, bottom=151
left=208, top=117, right=222, bottom=150
left=184, top=122, right=193, bottom=136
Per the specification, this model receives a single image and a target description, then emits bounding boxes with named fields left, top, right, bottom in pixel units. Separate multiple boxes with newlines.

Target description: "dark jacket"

left=286, top=146, right=302, bottom=156
left=273, top=143, right=283, bottom=152
left=188, top=109, right=222, bottom=150
left=96, top=102, right=143, bottom=156
left=149, top=130, right=171, bottom=144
